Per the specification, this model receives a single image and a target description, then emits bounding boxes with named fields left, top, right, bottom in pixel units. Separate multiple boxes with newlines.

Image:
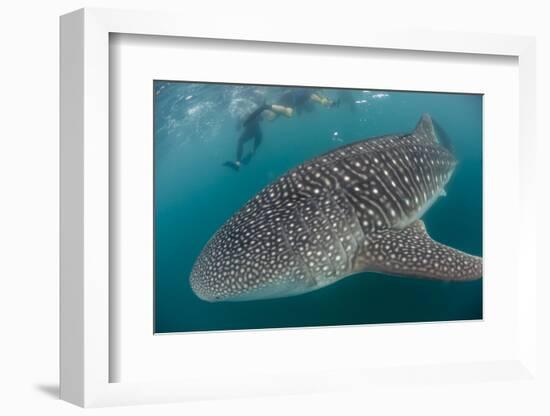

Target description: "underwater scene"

left=154, top=81, right=482, bottom=333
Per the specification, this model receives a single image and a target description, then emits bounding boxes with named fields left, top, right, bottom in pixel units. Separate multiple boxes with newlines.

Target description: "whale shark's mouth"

left=190, top=270, right=313, bottom=302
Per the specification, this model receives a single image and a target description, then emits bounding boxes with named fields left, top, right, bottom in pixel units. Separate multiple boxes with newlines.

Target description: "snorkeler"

left=223, top=102, right=293, bottom=171
left=276, top=88, right=337, bottom=114
left=223, top=88, right=337, bottom=171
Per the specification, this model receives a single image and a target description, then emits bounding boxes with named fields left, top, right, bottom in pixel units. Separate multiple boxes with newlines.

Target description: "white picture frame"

left=60, top=7, right=538, bottom=407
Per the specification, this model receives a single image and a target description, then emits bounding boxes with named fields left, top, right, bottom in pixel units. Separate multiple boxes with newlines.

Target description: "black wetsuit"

left=236, top=103, right=269, bottom=163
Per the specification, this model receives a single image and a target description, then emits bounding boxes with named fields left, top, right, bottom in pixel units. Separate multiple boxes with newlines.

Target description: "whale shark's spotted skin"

left=190, top=114, right=482, bottom=302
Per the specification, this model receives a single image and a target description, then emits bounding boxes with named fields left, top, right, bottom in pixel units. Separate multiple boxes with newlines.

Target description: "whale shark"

left=190, top=114, right=482, bottom=302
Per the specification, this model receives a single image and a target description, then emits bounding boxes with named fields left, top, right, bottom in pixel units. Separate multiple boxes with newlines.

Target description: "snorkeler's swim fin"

left=223, top=161, right=241, bottom=171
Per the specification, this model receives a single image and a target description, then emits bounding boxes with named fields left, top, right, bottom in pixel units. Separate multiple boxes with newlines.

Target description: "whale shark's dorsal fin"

left=356, top=220, right=482, bottom=281
left=413, top=113, right=438, bottom=144
left=413, top=113, right=455, bottom=153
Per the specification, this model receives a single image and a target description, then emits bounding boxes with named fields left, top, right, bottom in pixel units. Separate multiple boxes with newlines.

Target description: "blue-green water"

left=154, top=81, right=482, bottom=333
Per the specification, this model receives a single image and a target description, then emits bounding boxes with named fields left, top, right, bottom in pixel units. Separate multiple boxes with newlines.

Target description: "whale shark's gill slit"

left=327, top=190, right=360, bottom=273
left=337, top=189, right=366, bottom=243
left=312, top=196, right=350, bottom=279
left=303, top=198, right=339, bottom=283
left=293, top=201, right=327, bottom=282
left=315, top=195, right=348, bottom=275
left=279, top=220, right=312, bottom=284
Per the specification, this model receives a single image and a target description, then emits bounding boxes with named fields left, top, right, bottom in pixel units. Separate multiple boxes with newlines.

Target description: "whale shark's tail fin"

left=414, top=113, right=454, bottom=154
left=357, top=220, right=482, bottom=281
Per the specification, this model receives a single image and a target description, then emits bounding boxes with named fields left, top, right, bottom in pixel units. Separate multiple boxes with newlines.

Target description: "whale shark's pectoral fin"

left=358, top=220, right=482, bottom=281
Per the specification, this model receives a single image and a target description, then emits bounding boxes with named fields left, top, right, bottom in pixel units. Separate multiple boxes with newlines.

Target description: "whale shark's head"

left=189, top=223, right=314, bottom=302
left=189, top=202, right=317, bottom=302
